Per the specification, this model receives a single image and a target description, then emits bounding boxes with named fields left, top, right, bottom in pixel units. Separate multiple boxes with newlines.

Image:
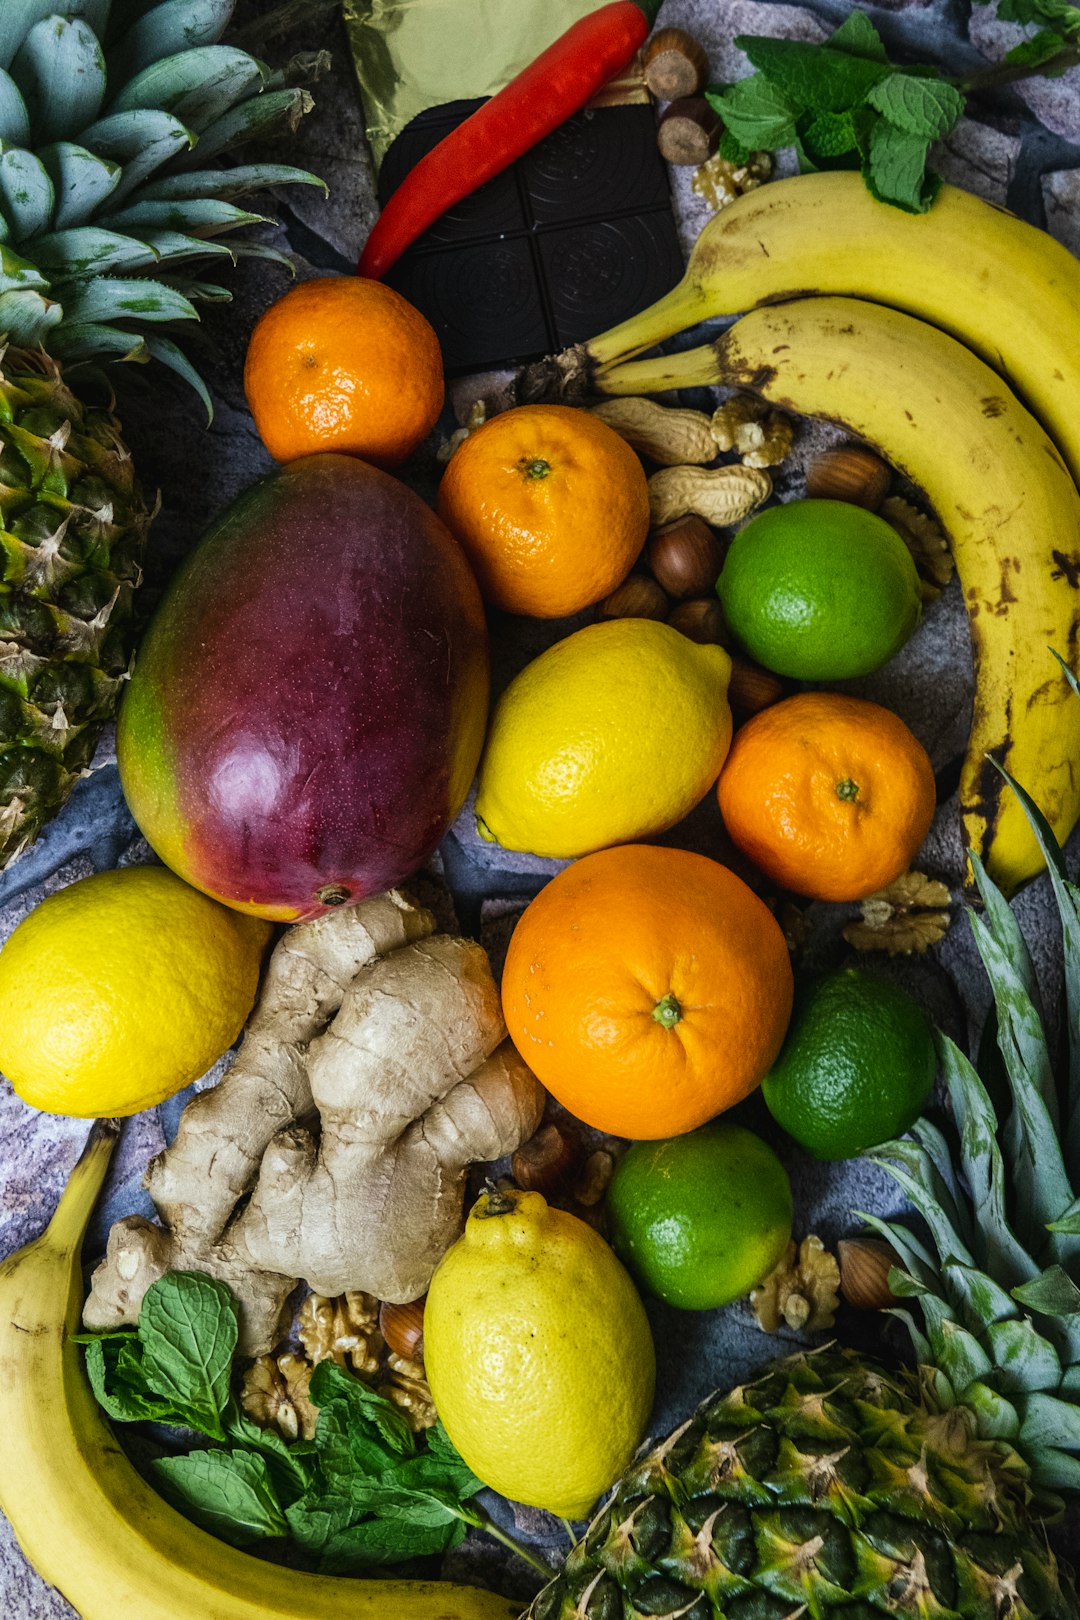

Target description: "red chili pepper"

left=357, top=2, right=650, bottom=281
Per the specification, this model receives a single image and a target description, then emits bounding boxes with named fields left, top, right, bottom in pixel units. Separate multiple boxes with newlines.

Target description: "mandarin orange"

left=717, top=692, right=936, bottom=902
left=437, top=405, right=649, bottom=617
left=244, top=277, right=443, bottom=466
left=501, top=845, right=793, bottom=1139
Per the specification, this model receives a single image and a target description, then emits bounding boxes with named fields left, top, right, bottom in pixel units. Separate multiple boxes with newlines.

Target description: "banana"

left=518, top=172, right=1080, bottom=487
left=597, top=297, right=1080, bottom=895
left=0, top=1120, right=519, bottom=1620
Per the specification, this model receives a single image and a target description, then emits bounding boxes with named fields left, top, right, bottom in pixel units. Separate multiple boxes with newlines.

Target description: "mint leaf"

left=735, top=35, right=891, bottom=110
left=995, top=0, right=1080, bottom=28
left=826, top=10, right=888, bottom=59
left=224, top=1406, right=318, bottom=1505
left=287, top=1495, right=460, bottom=1572
left=707, top=73, right=798, bottom=149
left=309, top=1361, right=415, bottom=1458
left=1004, top=25, right=1076, bottom=64
left=801, top=109, right=860, bottom=157
left=154, top=1450, right=288, bottom=1548
left=867, top=72, right=965, bottom=137
left=138, top=1273, right=237, bottom=1441
left=866, top=120, right=939, bottom=212
left=716, top=126, right=752, bottom=164
left=84, top=1335, right=221, bottom=1434
left=425, top=1422, right=484, bottom=1498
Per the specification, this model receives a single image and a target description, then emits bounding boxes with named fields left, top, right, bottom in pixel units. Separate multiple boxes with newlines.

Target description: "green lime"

left=717, top=499, right=922, bottom=679
left=605, top=1122, right=793, bottom=1310
left=762, top=967, right=936, bottom=1159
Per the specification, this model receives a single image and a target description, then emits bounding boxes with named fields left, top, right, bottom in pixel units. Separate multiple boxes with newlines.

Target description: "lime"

left=605, top=1122, right=793, bottom=1310
left=717, top=499, right=921, bottom=679
left=762, top=967, right=936, bottom=1159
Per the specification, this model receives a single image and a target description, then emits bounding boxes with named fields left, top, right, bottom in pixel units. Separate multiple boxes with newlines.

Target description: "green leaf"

left=1004, top=26, right=1075, bottom=66
left=84, top=1334, right=217, bottom=1429
left=0, top=286, right=61, bottom=344
left=109, top=45, right=266, bottom=135
left=61, top=275, right=199, bottom=326
left=309, top=1362, right=415, bottom=1459
left=10, top=15, right=106, bottom=145
left=996, top=0, right=1080, bottom=28
left=706, top=74, right=798, bottom=151
left=31, top=226, right=160, bottom=278
left=1019, top=1391, right=1080, bottom=1452
left=0, top=1, right=108, bottom=71
left=138, top=230, right=234, bottom=268
left=142, top=334, right=213, bottom=421
left=0, top=149, right=55, bottom=242
left=171, top=87, right=313, bottom=167
left=985, top=1317, right=1063, bottom=1392
left=139, top=164, right=326, bottom=203
left=38, top=142, right=121, bottom=231
left=78, top=109, right=195, bottom=206
left=425, top=1423, right=483, bottom=1499
left=285, top=1494, right=458, bottom=1571
left=931, top=1318, right=994, bottom=1394
left=223, top=1406, right=318, bottom=1506
left=964, top=1381, right=1021, bottom=1441
left=154, top=1449, right=288, bottom=1547
left=734, top=35, right=891, bottom=111
left=826, top=10, right=888, bottom=60
left=715, top=128, right=752, bottom=164
left=1012, top=1265, right=1080, bottom=1316
left=138, top=1272, right=238, bottom=1439
left=108, top=0, right=234, bottom=83
left=865, top=119, right=938, bottom=213
left=0, top=70, right=30, bottom=146
left=98, top=197, right=267, bottom=237
left=48, top=322, right=148, bottom=363
left=801, top=109, right=860, bottom=158
left=867, top=73, right=965, bottom=138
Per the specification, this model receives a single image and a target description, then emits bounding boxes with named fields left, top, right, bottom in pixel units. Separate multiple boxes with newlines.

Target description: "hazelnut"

left=597, top=574, right=669, bottom=621
left=728, top=654, right=784, bottom=715
left=575, top=1149, right=616, bottom=1207
left=667, top=597, right=727, bottom=644
left=657, top=97, right=722, bottom=166
left=379, top=1297, right=426, bottom=1361
left=838, top=1238, right=903, bottom=1311
left=512, top=1123, right=580, bottom=1198
left=806, top=446, right=891, bottom=511
left=644, top=28, right=709, bottom=100
left=647, top=515, right=726, bottom=599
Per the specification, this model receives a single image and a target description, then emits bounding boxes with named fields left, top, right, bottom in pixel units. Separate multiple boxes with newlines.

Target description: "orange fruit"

left=436, top=404, right=649, bottom=617
left=244, top=277, right=444, bottom=466
left=717, top=691, right=936, bottom=902
left=501, top=844, right=793, bottom=1138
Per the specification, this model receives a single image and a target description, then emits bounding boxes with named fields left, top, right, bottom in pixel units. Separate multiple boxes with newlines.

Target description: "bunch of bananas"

left=522, top=172, right=1080, bottom=895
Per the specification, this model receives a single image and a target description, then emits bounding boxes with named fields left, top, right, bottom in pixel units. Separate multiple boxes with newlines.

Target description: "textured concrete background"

left=1, top=0, right=1079, bottom=1611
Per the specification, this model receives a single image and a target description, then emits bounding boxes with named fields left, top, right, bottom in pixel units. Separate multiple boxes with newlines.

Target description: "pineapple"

left=0, top=0, right=323, bottom=866
left=530, top=762, right=1080, bottom=1618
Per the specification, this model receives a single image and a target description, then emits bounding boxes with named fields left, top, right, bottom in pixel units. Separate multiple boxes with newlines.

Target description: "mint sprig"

left=705, top=2, right=1080, bottom=213
left=79, top=1271, right=551, bottom=1577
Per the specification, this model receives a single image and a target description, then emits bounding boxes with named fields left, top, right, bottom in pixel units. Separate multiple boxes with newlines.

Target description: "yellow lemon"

left=424, top=1187, right=655, bottom=1519
left=475, top=618, right=732, bottom=857
left=0, top=866, right=271, bottom=1117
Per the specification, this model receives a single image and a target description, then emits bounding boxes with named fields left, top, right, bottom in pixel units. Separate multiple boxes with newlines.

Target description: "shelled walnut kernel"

left=240, top=1351, right=318, bottom=1441
left=751, top=1236, right=840, bottom=1333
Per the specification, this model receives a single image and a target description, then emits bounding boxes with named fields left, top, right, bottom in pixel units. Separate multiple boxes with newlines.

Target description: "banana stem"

left=586, top=279, right=717, bottom=370
left=45, top=1119, right=121, bottom=1254
left=595, top=342, right=726, bottom=396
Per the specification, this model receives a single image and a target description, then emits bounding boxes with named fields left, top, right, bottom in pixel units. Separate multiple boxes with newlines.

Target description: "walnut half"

left=240, top=1351, right=319, bottom=1440
left=751, top=1236, right=840, bottom=1334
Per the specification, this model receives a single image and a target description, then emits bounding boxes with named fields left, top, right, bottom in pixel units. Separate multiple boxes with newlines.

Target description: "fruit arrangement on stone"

left=1, top=1, right=1080, bottom=1617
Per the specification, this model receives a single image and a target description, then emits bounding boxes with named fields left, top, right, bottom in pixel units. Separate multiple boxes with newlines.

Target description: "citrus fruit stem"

left=521, top=457, right=552, bottom=479
left=836, top=777, right=860, bottom=801
left=652, top=992, right=683, bottom=1029
left=476, top=1187, right=520, bottom=1218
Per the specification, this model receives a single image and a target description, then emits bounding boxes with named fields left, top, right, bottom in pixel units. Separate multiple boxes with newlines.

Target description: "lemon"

left=475, top=618, right=732, bottom=857
left=0, top=866, right=272, bottom=1117
left=424, top=1187, right=655, bottom=1520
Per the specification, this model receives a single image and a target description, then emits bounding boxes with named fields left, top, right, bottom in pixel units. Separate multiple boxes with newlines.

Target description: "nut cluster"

left=751, top=1235, right=841, bottom=1334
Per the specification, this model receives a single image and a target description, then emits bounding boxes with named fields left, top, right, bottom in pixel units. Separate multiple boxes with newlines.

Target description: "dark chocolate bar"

left=379, top=100, right=683, bottom=375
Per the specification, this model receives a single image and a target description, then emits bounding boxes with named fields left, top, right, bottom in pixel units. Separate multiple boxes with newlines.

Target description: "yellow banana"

left=0, top=1120, right=519, bottom=1620
left=597, top=297, right=1080, bottom=895
left=519, top=172, right=1080, bottom=487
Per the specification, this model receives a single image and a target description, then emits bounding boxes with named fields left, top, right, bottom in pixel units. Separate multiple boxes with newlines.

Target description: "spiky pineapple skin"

left=530, top=1349, right=1078, bottom=1620
left=0, top=347, right=151, bottom=864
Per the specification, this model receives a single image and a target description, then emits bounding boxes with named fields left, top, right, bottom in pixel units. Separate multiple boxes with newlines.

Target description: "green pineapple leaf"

left=143, top=334, right=213, bottom=423
left=39, top=142, right=120, bottom=230
left=0, top=70, right=30, bottom=145
left=1013, top=1265, right=1080, bottom=1314
left=0, top=285, right=60, bottom=343
left=985, top=1318, right=1063, bottom=1392
left=32, top=227, right=160, bottom=276
left=0, top=149, right=54, bottom=239
left=109, top=44, right=265, bottom=133
left=60, top=275, right=198, bottom=326
left=107, top=0, right=234, bottom=83
left=174, top=86, right=314, bottom=166
left=48, top=321, right=146, bottom=362
left=98, top=197, right=267, bottom=235
left=79, top=110, right=195, bottom=206
left=11, top=16, right=106, bottom=145
left=140, top=163, right=327, bottom=202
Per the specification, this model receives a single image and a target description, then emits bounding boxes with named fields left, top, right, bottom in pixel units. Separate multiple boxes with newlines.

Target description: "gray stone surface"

left=1, top=0, right=1079, bottom=1612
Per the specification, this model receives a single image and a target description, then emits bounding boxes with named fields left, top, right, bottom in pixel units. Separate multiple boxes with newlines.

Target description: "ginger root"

left=83, top=893, right=544, bottom=1355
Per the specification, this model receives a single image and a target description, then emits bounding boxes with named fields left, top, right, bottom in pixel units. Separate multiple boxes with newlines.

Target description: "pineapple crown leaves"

left=0, top=0, right=327, bottom=415
left=866, top=656, right=1080, bottom=1501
